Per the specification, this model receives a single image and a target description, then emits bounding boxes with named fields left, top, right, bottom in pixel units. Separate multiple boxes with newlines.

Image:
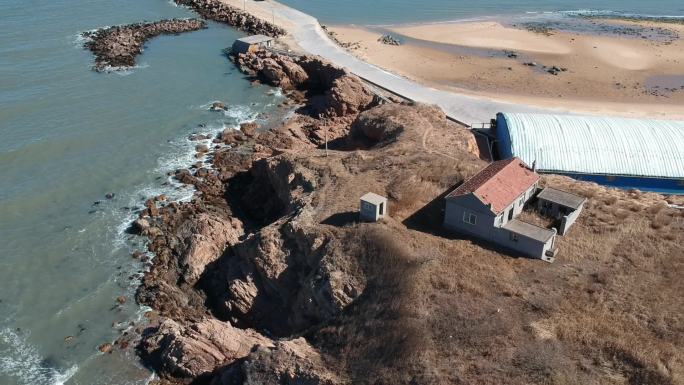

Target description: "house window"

left=462, top=212, right=477, bottom=225
left=507, top=208, right=514, bottom=221
left=510, top=232, right=519, bottom=242
left=519, top=197, right=524, bottom=207
left=497, top=215, right=503, bottom=226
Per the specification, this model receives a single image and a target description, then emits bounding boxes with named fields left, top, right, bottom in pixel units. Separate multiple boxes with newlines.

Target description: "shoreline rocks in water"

left=174, top=0, right=286, bottom=37
left=83, top=19, right=206, bottom=71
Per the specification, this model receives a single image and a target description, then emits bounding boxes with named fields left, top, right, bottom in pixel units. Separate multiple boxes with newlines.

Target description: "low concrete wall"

left=558, top=203, right=583, bottom=235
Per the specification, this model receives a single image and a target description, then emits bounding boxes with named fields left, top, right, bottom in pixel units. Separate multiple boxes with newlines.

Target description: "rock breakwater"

left=83, top=19, right=206, bottom=71
left=174, top=0, right=286, bottom=37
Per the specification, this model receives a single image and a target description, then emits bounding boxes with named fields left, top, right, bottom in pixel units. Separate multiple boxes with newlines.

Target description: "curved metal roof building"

left=495, top=112, right=684, bottom=180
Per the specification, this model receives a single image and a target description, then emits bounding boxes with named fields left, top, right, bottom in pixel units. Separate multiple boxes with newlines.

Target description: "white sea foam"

left=113, top=102, right=261, bottom=249
left=0, top=328, right=78, bottom=385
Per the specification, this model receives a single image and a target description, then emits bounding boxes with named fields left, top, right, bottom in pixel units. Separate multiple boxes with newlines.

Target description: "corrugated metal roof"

left=496, top=113, right=684, bottom=179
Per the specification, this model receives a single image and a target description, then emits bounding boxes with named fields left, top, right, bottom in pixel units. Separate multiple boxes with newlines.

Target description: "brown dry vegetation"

left=277, top=104, right=684, bottom=385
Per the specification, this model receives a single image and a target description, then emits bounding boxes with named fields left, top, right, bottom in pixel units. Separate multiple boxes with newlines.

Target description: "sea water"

left=1, top=0, right=682, bottom=384
left=279, top=0, right=684, bottom=24
left=0, top=0, right=284, bottom=384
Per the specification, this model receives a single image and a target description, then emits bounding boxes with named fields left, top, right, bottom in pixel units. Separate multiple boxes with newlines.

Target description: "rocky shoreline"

left=83, top=19, right=206, bottom=71
left=131, top=50, right=381, bottom=384
left=174, top=0, right=286, bottom=37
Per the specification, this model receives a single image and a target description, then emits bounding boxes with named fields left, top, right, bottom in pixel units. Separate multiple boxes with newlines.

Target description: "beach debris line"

left=377, top=34, right=401, bottom=45
left=322, top=25, right=362, bottom=50
left=82, top=19, right=206, bottom=71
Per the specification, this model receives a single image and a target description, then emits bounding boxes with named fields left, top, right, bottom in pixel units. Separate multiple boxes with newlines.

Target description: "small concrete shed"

left=536, top=187, right=586, bottom=235
left=232, top=35, right=274, bottom=54
left=360, top=192, right=387, bottom=222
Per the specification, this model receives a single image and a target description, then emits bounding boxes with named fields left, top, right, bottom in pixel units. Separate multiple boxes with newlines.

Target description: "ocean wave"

left=113, top=102, right=262, bottom=249
left=0, top=328, right=78, bottom=385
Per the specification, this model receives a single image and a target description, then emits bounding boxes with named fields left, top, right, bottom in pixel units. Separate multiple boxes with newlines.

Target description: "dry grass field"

left=283, top=104, right=684, bottom=385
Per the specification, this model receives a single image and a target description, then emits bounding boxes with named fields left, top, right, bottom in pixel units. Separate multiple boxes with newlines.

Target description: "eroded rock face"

left=350, top=102, right=445, bottom=144
left=176, top=213, right=244, bottom=285
left=210, top=338, right=344, bottom=385
left=205, top=206, right=365, bottom=337
left=140, top=318, right=273, bottom=379
left=234, top=51, right=374, bottom=117
left=83, top=19, right=206, bottom=71
left=324, top=74, right=374, bottom=117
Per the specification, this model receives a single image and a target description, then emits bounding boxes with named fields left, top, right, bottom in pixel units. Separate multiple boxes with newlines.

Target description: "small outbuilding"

left=536, top=187, right=586, bottom=235
left=232, top=35, right=274, bottom=54
left=360, top=192, right=387, bottom=222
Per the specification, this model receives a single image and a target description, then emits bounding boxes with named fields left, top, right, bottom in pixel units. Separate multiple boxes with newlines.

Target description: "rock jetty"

left=174, top=0, right=286, bottom=37
left=83, top=19, right=205, bottom=71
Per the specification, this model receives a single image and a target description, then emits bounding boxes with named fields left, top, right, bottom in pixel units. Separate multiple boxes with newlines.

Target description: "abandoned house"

left=360, top=192, right=387, bottom=222
left=443, top=158, right=584, bottom=262
left=231, top=35, right=274, bottom=54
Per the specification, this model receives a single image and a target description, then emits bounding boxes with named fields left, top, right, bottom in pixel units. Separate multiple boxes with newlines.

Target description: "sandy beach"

left=328, top=19, right=684, bottom=118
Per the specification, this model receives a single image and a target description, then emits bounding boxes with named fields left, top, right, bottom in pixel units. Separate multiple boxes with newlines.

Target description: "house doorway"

left=508, top=208, right=514, bottom=221
left=379, top=202, right=384, bottom=215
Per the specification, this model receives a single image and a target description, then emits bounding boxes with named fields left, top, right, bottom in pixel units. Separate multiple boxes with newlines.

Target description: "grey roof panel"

left=503, top=219, right=555, bottom=243
left=537, top=187, right=586, bottom=209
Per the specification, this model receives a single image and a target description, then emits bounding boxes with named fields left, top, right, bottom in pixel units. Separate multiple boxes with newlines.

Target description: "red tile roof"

left=446, top=158, right=539, bottom=214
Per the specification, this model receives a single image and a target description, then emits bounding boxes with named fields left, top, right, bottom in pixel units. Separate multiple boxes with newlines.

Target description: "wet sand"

left=328, top=19, right=684, bottom=119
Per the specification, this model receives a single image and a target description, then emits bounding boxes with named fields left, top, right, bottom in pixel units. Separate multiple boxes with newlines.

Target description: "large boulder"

left=261, top=58, right=292, bottom=89
left=349, top=102, right=445, bottom=143
left=210, top=338, right=344, bottom=385
left=176, top=213, right=244, bottom=284
left=277, top=57, right=309, bottom=89
left=140, top=318, right=273, bottom=380
left=324, top=74, right=374, bottom=117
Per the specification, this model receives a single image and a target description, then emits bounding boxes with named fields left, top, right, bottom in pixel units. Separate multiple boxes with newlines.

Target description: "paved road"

left=265, top=1, right=549, bottom=125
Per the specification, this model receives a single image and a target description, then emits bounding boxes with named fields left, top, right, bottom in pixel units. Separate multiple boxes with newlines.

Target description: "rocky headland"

left=83, top=19, right=206, bottom=71
left=127, top=48, right=684, bottom=385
